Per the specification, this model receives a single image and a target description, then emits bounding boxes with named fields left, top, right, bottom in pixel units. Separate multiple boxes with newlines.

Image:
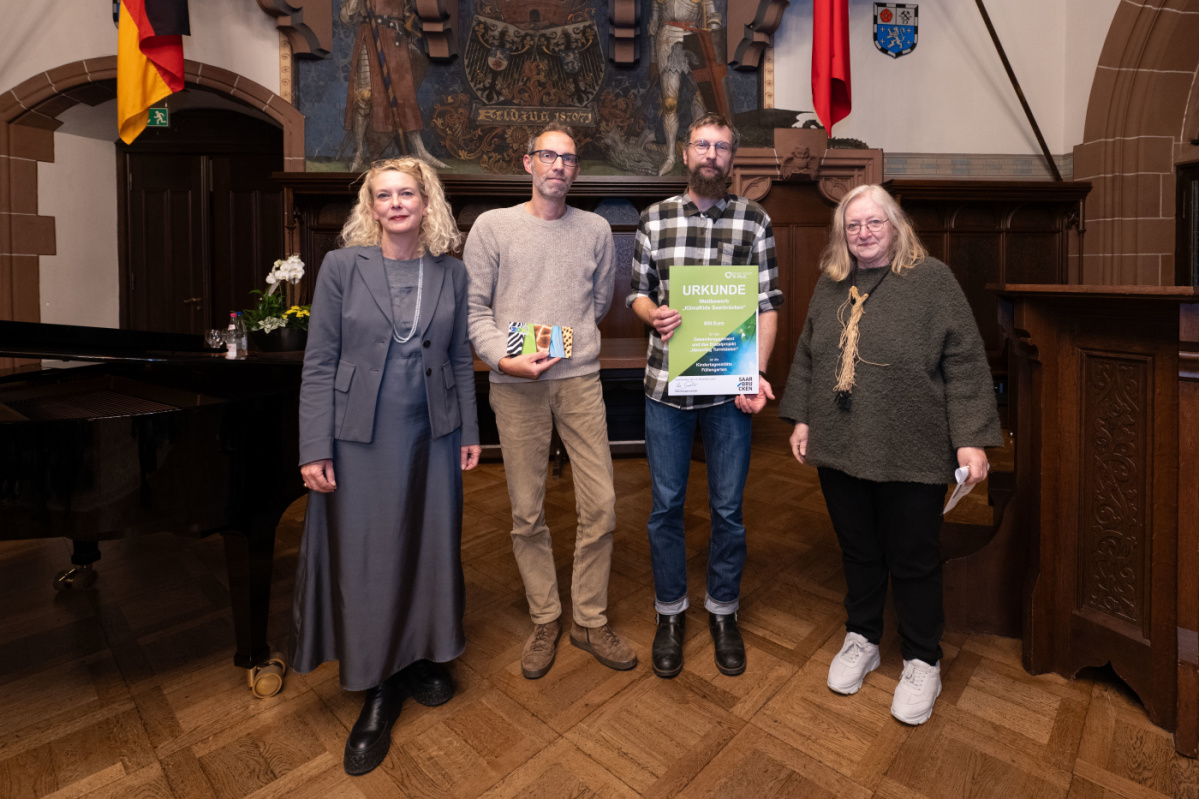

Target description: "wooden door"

left=124, top=153, right=208, bottom=333
left=120, top=109, right=284, bottom=334
left=211, top=153, right=285, bottom=327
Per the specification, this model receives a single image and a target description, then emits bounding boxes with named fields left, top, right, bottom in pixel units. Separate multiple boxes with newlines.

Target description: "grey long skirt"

left=290, top=339, right=465, bottom=691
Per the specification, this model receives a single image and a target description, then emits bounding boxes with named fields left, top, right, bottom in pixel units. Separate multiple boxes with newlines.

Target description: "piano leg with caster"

left=54, top=540, right=101, bottom=590
left=221, top=521, right=286, bottom=697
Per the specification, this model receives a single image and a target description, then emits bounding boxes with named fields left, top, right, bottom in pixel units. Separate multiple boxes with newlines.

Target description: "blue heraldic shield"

left=874, top=3, right=918, bottom=59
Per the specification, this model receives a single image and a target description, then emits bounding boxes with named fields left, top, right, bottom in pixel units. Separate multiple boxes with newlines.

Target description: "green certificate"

left=667, top=265, right=758, bottom=396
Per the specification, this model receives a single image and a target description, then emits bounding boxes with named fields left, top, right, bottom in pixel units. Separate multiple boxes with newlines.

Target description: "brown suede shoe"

left=521, top=619, right=562, bottom=679
left=569, top=623, right=637, bottom=670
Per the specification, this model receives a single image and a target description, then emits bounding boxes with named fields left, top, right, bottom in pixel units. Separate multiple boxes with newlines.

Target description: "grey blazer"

left=298, top=246, right=480, bottom=466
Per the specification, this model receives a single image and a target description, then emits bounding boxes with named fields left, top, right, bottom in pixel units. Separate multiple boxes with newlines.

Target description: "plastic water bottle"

left=234, top=312, right=249, bottom=358
left=225, top=313, right=238, bottom=360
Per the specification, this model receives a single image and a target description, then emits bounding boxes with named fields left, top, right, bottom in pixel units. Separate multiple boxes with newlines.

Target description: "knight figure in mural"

left=648, top=0, right=723, bottom=175
left=341, top=0, right=448, bottom=171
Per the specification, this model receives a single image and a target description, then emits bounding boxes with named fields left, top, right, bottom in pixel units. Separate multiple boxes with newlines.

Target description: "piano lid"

left=0, top=320, right=211, bottom=363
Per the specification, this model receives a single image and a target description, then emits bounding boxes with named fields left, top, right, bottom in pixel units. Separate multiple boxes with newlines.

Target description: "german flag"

left=117, top=0, right=190, bottom=144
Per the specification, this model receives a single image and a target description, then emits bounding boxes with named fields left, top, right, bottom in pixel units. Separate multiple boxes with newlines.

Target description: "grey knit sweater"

left=778, top=258, right=1002, bottom=484
left=464, top=204, right=616, bottom=383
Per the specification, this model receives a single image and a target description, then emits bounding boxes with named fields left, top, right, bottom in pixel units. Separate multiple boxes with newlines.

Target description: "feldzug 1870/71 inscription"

left=472, top=106, right=596, bottom=127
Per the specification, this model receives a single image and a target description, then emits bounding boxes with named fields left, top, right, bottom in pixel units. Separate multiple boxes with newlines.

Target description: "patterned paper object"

left=505, top=322, right=573, bottom=358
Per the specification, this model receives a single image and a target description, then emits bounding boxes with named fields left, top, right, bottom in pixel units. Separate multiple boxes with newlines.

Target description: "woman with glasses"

left=291, top=157, right=480, bottom=775
left=778, top=183, right=1000, bottom=726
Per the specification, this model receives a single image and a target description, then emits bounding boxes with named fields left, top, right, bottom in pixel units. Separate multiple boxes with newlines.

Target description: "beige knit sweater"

left=464, top=204, right=616, bottom=383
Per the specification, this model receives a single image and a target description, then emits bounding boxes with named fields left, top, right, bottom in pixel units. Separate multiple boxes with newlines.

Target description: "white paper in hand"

left=943, top=464, right=988, bottom=515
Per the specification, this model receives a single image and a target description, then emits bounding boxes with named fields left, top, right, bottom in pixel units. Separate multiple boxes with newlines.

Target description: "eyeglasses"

left=531, top=149, right=579, bottom=167
left=689, top=140, right=733, bottom=155
left=845, top=218, right=889, bottom=235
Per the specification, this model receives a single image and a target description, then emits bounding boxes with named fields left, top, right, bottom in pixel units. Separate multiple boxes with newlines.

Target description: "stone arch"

left=1073, top=1, right=1199, bottom=285
left=0, top=57, right=304, bottom=329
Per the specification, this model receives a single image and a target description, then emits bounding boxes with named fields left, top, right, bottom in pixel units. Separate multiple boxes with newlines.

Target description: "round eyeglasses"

left=689, top=140, right=733, bottom=155
left=846, top=218, right=889, bottom=235
left=531, top=149, right=579, bottom=167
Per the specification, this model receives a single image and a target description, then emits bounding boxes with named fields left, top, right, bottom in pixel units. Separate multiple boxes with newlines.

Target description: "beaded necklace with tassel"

left=833, top=266, right=891, bottom=410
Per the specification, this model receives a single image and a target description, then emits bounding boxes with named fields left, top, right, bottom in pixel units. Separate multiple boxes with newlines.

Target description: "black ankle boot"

left=709, top=611, right=746, bottom=676
left=344, top=679, right=404, bottom=775
left=398, top=659, right=455, bottom=707
left=652, top=612, right=686, bottom=678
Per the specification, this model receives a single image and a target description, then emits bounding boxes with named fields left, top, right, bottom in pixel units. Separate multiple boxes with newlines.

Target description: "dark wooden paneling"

left=888, top=180, right=1090, bottom=374
left=280, top=175, right=691, bottom=347
left=758, top=183, right=834, bottom=382
left=999, top=285, right=1199, bottom=755
left=280, top=175, right=1089, bottom=395
left=1178, top=163, right=1199, bottom=287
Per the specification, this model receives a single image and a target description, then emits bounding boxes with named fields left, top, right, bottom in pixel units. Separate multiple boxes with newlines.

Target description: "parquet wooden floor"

left=2, top=415, right=1197, bottom=798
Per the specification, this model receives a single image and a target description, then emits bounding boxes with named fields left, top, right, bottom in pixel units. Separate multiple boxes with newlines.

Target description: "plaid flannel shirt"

left=627, top=193, right=783, bottom=409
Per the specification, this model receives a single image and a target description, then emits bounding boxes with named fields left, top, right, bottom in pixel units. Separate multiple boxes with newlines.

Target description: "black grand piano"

left=0, top=320, right=304, bottom=696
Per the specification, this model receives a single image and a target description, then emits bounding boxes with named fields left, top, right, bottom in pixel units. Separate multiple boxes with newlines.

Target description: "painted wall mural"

left=296, top=0, right=794, bottom=175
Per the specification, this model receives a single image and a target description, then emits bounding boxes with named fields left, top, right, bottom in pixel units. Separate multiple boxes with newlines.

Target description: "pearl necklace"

left=391, top=254, right=424, bottom=343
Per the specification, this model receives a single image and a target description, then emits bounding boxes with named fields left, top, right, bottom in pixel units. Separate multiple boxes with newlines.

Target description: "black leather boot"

left=652, top=612, right=686, bottom=678
left=344, top=678, right=404, bottom=775
left=709, top=611, right=746, bottom=676
left=398, top=659, right=455, bottom=707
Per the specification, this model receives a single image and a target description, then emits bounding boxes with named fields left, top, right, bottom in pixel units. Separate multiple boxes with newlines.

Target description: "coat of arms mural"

left=297, top=0, right=792, bottom=174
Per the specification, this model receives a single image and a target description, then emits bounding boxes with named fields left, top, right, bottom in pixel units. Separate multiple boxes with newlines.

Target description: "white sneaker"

left=891, top=659, right=942, bottom=725
left=827, top=632, right=881, bottom=695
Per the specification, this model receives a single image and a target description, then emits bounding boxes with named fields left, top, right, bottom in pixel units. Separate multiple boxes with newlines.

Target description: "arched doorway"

left=0, top=57, right=304, bottom=341
left=120, top=106, right=285, bottom=333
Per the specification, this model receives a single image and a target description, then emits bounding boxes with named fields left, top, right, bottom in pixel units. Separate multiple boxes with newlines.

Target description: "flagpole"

left=975, top=0, right=1062, bottom=182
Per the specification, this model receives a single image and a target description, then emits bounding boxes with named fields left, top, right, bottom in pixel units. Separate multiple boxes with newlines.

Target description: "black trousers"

left=818, top=468, right=946, bottom=665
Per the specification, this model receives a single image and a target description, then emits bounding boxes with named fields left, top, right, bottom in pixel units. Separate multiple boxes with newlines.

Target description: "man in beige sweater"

left=465, top=124, right=636, bottom=679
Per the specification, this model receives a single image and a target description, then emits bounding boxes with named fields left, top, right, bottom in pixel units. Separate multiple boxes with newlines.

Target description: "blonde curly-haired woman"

left=291, top=158, right=479, bottom=775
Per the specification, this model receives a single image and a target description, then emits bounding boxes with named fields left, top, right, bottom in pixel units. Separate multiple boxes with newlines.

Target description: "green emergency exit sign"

left=147, top=107, right=170, bottom=127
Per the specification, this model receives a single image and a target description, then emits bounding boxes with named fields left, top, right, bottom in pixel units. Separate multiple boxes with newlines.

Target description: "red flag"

left=118, top=0, right=190, bottom=144
left=812, top=0, right=851, bottom=135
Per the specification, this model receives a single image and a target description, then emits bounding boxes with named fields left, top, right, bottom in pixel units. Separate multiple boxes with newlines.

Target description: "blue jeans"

left=644, top=397, right=753, bottom=616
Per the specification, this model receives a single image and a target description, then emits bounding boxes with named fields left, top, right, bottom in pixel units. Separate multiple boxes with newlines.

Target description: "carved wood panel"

left=1078, top=352, right=1150, bottom=631
left=1001, top=285, right=1199, bottom=755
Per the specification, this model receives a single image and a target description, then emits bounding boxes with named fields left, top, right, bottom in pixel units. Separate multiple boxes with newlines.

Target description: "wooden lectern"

left=996, top=284, right=1199, bottom=757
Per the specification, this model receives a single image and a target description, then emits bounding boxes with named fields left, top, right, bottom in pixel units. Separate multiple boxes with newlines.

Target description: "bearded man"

left=628, top=113, right=783, bottom=679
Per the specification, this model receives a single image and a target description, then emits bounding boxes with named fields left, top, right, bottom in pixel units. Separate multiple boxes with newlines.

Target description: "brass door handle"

left=183, top=297, right=202, bottom=304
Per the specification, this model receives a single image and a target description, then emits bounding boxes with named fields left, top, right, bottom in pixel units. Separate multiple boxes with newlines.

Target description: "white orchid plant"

left=244, top=255, right=311, bottom=333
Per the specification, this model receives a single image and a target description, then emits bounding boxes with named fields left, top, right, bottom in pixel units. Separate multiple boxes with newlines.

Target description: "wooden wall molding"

left=279, top=33, right=295, bottom=104
left=728, top=0, right=791, bottom=71
left=608, top=0, right=642, bottom=65
left=256, top=0, right=333, bottom=57
left=0, top=59, right=304, bottom=349
left=258, top=0, right=460, bottom=63
left=413, top=0, right=459, bottom=62
left=729, top=127, right=882, bottom=204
